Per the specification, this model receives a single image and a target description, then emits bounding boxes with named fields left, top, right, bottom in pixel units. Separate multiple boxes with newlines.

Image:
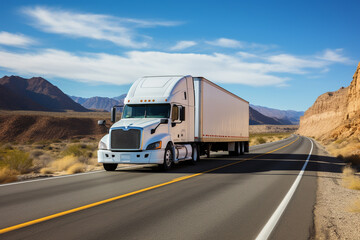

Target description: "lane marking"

left=0, top=136, right=300, bottom=235
left=255, top=137, right=314, bottom=240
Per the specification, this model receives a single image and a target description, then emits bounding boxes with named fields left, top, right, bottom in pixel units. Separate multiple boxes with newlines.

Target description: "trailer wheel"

left=160, top=144, right=173, bottom=170
left=190, top=144, right=199, bottom=164
left=103, top=163, right=118, bottom=171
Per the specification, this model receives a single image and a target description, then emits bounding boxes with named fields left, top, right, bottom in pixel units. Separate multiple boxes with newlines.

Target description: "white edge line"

left=0, top=165, right=149, bottom=187
left=255, top=137, right=314, bottom=240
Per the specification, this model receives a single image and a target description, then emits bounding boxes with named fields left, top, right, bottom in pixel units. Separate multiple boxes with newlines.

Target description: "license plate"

left=120, top=154, right=131, bottom=162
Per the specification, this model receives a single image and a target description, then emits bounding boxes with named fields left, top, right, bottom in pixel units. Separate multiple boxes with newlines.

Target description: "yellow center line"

left=0, top=136, right=300, bottom=235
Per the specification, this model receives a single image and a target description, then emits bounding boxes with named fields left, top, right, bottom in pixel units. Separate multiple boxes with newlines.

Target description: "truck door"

left=171, top=104, right=186, bottom=142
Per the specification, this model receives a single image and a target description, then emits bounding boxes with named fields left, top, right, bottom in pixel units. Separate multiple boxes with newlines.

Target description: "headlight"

left=98, top=141, right=108, bottom=150
left=146, top=141, right=162, bottom=150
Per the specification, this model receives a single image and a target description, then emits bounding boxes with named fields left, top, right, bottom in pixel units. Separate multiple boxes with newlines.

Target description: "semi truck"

left=97, top=75, right=249, bottom=171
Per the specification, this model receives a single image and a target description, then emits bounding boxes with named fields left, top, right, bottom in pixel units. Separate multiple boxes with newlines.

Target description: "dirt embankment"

left=0, top=111, right=110, bottom=143
left=298, top=62, right=360, bottom=143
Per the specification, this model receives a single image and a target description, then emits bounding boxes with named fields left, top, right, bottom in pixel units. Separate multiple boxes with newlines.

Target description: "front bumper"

left=98, top=149, right=165, bottom=164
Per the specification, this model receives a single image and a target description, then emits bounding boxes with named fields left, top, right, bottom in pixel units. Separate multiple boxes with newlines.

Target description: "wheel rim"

left=165, top=149, right=172, bottom=167
left=193, top=147, right=198, bottom=161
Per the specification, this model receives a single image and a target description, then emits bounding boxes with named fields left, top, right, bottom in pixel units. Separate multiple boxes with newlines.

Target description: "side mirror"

left=160, top=118, right=168, bottom=124
left=111, top=107, right=116, bottom=123
left=98, top=120, right=106, bottom=126
left=151, top=119, right=169, bottom=134
left=171, top=105, right=179, bottom=122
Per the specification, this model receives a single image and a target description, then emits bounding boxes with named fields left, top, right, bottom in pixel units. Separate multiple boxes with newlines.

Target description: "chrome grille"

left=110, top=129, right=141, bottom=150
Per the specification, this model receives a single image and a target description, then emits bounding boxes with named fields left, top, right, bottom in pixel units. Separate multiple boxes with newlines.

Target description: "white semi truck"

left=97, top=75, right=249, bottom=171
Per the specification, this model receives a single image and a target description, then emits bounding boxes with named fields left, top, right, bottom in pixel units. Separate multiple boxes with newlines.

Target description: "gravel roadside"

left=312, top=140, right=360, bottom=239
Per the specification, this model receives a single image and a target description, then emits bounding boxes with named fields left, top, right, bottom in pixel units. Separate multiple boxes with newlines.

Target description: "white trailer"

left=194, top=77, right=249, bottom=156
left=97, top=75, right=249, bottom=171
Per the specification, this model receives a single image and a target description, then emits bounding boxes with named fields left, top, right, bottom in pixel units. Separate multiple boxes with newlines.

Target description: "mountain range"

left=0, top=76, right=88, bottom=112
left=250, top=104, right=304, bottom=124
left=70, top=94, right=126, bottom=112
left=0, top=75, right=302, bottom=125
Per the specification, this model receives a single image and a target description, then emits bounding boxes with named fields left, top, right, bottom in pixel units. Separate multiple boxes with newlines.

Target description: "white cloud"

left=0, top=31, right=35, bottom=47
left=0, top=48, right=347, bottom=87
left=317, top=48, right=351, bottom=63
left=0, top=49, right=285, bottom=86
left=22, top=6, right=180, bottom=48
left=206, top=38, right=245, bottom=48
left=237, top=51, right=259, bottom=59
left=170, top=41, right=197, bottom=51
left=206, top=38, right=275, bottom=50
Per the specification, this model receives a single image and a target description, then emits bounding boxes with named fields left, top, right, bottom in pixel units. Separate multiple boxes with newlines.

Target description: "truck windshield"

left=122, top=104, right=171, bottom=118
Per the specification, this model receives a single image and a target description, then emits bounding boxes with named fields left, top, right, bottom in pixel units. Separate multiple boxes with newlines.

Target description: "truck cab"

left=97, top=75, right=197, bottom=171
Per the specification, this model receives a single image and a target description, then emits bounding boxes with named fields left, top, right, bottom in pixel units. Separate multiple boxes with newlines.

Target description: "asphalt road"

left=0, top=135, right=320, bottom=240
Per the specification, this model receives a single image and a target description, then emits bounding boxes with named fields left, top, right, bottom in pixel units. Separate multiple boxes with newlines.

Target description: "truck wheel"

left=236, top=142, right=242, bottom=156
left=190, top=144, right=199, bottom=164
left=103, top=163, right=118, bottom=171
left=160, top=144, right=173, bottom=170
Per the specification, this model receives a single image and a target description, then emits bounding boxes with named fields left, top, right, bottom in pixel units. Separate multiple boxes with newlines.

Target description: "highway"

left=0, top=135, right=319, bottom=240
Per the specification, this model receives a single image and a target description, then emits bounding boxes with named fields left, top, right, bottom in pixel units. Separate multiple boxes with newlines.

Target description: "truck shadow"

left=118, top=152, right=345, bottom=177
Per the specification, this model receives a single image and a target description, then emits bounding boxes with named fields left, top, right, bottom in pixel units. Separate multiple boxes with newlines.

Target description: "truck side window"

left=180, top=106, right=185, bottom=121
left=172, top=105, right=179, bottom=121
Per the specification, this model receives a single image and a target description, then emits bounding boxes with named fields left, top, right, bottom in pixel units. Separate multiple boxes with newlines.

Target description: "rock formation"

left=298, top=62, right=360, bottom=140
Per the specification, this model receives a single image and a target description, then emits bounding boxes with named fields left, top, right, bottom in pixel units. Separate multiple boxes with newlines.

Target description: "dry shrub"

left=50, top=155, right=78, bottom=172
left=257, top=137, right=266, bottom=144
left=40, top=168, right=53, bottom=174
left=1, top=143, right=14, bottom=150
left=33, top=154, right=53, bottom=169
left=30, top=150, right=44, bottom=159
left=326, top=139, right=360, bottom=165
left=0, top=167, right=19, bottom=183
left=342, top=166, right=360, bottom=190
left=61, top=144, right=94, bottom=158
left=1, top=149, right=33, bottom=174
left=67, top=163, right=86, bottom=174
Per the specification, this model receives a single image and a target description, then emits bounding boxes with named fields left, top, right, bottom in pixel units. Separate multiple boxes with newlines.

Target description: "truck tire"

left=160, top=144, right=174, bottom=170
left=103, top=163, right=118, bottom=171
left=190, top=144, right=199, bottom=164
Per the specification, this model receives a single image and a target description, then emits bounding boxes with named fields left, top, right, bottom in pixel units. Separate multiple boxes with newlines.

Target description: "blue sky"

left=0, top=0, right=359, bottom=111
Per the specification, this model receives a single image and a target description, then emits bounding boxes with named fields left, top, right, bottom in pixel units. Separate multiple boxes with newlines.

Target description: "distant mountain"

left=249, top=107, right=292, bottom=125
left=83, top=97, right=120, bottom=112
left=71, top=94, right=127, bottom=112
left=70, top=96, right=87, bottom=105
left=0, top=76, right=88, bottom=112
left=250, top=104, right=304, bottom=124
left=113, top=94, right=127, bottom=102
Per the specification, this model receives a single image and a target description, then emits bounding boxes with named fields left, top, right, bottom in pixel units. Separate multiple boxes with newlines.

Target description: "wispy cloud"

left=206, top=38, right=275, bottom=50
left=22, top=6, right=180, bottom=48
left=316, top=48, right=352, bottom=64
left=206, top=38, right=245, bottom=48
left=0, top=48, right=348, bottom=87
left=0, top=31, right=35, bottom=47
left=170, top=41, right=197, bottom=51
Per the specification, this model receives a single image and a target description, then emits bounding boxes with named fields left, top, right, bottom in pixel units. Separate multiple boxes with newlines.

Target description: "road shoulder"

left=312, top=140, right=360, bottom=239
